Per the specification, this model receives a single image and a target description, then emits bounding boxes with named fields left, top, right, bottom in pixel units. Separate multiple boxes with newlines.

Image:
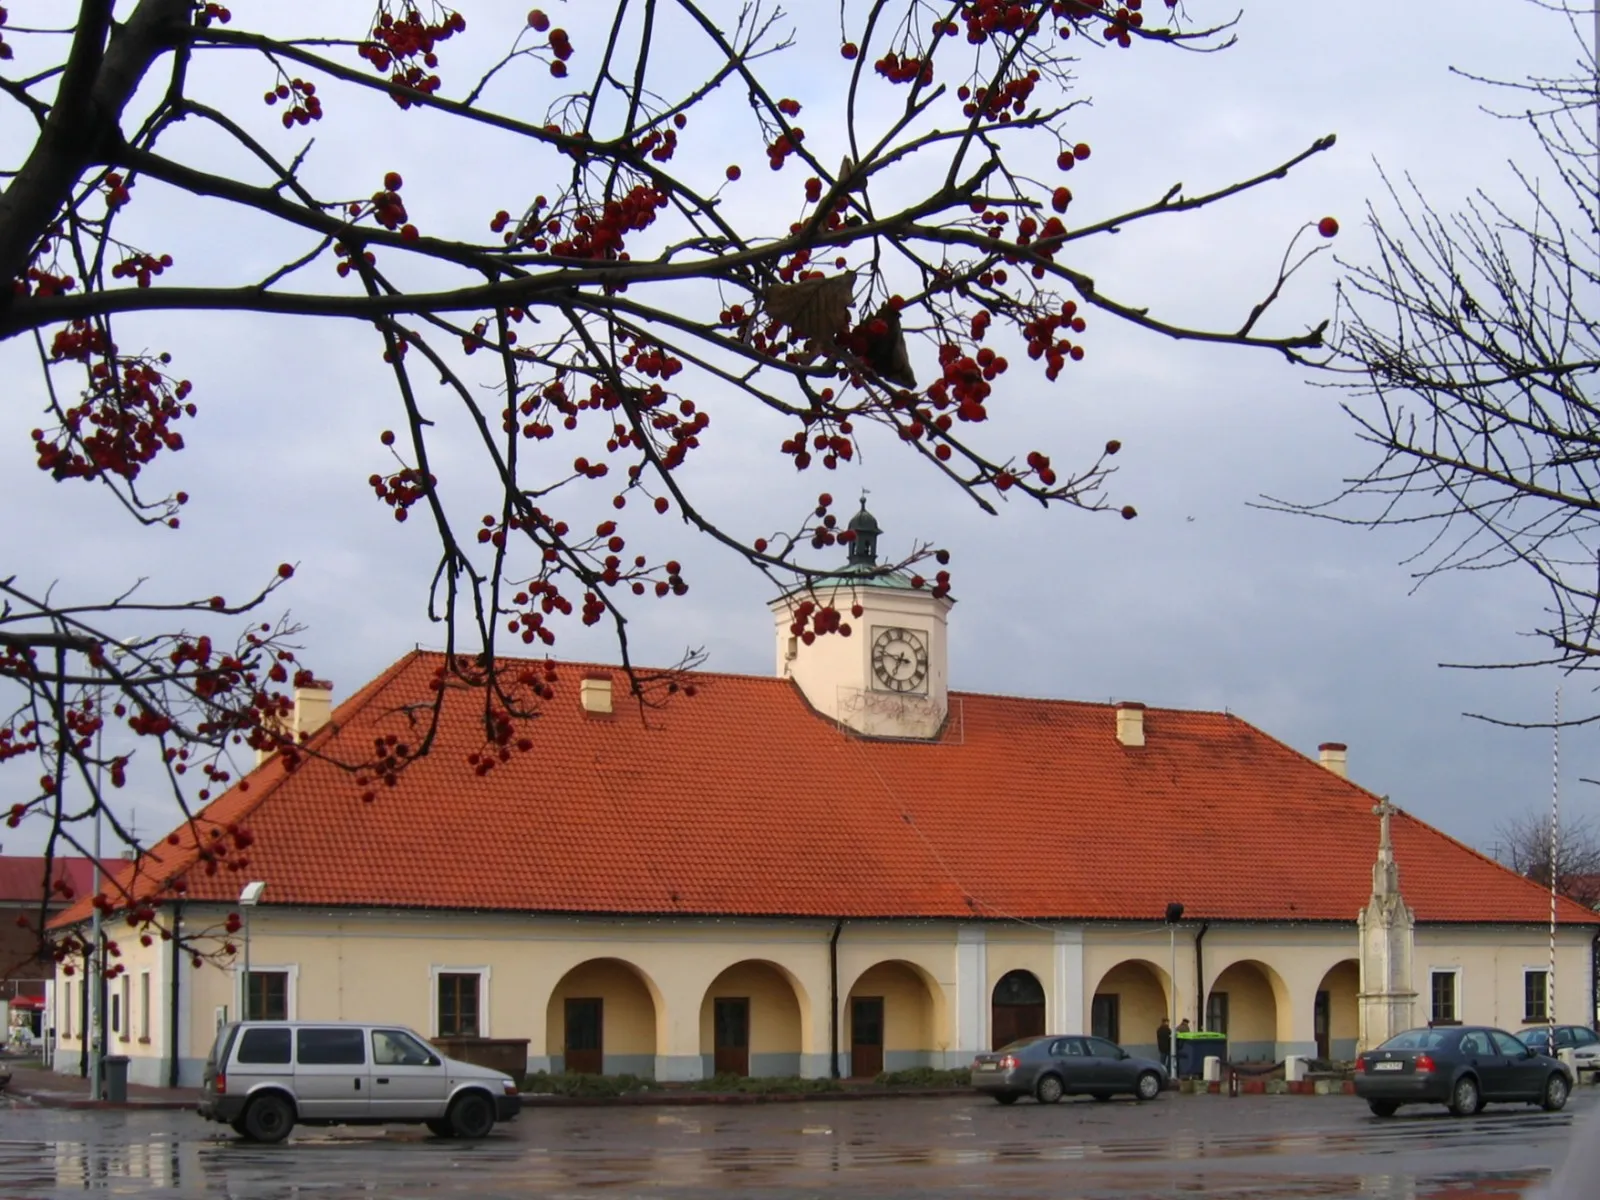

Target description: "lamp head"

left=1164, top=902, right=1185, bottom=924
left=239, top=881, right=267, bottom=907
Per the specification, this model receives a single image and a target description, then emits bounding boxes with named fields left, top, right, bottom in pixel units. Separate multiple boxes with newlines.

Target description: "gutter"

left=1195, top=921, right=1210, bottom=1026
left=168, top=902, right=182, bottom=1089
left=1592, top=929, right=1599, bottom=1034
left=829, top=919, right=844, bottom=1079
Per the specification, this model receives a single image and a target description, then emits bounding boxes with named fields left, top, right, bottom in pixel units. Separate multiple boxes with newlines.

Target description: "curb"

left=2, top=1088, right=199, bottom=1112
left=520, top=1087, right=972, bottom=1107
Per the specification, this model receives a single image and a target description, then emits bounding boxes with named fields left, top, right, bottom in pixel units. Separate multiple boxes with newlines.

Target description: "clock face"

left=871, top=626, right=930, bottom=693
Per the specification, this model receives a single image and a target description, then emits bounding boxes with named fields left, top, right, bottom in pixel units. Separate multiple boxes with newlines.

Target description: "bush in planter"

left=521, top=1070, right=656, bottom=1097
left=874, top=1067, right=970, bottom=1089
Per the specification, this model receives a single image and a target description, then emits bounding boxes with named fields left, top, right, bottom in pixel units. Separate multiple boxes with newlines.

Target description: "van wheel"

left=447, top=1091, right=496, bottom=1139
left=241, top=1094, right=295, bottom=1143
left=425, top=1119, right=454, bottom=1138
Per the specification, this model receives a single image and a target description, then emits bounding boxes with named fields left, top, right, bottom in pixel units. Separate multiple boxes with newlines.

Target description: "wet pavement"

left=0, top=1089, right=1593, bottom=1198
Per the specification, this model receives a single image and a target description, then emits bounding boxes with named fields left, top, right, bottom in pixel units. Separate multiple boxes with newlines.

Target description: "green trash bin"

left=102, top=1055, right=130, bottom=1103
left=1175, top=1031, right=1227, bottom=1078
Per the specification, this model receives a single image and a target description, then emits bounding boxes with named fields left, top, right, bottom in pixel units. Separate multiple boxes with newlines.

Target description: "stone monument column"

left=1357, top=796, right=1417, bottom=1052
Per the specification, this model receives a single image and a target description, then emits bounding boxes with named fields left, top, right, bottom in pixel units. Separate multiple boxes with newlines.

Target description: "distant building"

left=50, top=506, right=1600, bottom=1088
left=1, top=856, right=95, bottom=1002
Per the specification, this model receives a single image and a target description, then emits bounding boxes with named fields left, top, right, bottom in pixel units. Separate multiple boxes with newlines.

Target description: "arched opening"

left=844, top=960, right=940, bottom=1077
left=991, top=969, right=1046, bottom=1050
left=545, top=958, right=662, bottom=1076
left=698, top=960, right=805, bottom=1078
left=1313, top=959, right=1360, bottom=1062
left=1207, top=960, right=1290, bottom=1062
left=1089, top=959, right=1171, bottom=1060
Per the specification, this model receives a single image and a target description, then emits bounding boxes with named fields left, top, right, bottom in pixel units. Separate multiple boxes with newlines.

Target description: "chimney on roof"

left=1115, top=701, right=1146, bottom=748
left=580, top=674, right=613, bottom=715
left=293, top=682, right=333, bottom=740
left=1318, top=742, right=1348, bottom=778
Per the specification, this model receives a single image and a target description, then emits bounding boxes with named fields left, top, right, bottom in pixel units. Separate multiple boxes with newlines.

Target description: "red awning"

left=7, top=994, right=46, bottom=1010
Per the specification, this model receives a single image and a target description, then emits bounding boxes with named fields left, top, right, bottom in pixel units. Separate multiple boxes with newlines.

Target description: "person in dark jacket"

left=1157, top=1017, right=1172, bottom=1072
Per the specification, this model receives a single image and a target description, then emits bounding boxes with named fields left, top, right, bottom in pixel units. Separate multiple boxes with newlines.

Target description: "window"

left=62, top=981, right=72, bottom=1039
left=296, top=1027, right=365, bottom=1066
left=372, top=1029, right=436, bottom=1067
left=118, top=976, right=130, bottom=1041
left=139, top=972, right=151, bottom=1041
left=1086, top=1037, right=1122, bottom=1059
left=1523, top=970, right=1550, bottom=1024
left=1430, top=971, right=1459, bottom=1024
left=1574, top=1028, right=1599, bottom=1048
left=1050, top=1038, right=1083, bottom=1057
left=245, top=971, right=289, bottom=1021
left=110, top=992, right=121, bottom=1036
left=437, top=972, right=482, bottom=1037
left=1458, top=1030, right=1492, bottom=1055
left=236, top=1027, right=292, bottom=1064
left=1090, top=994, right=1119, bottom=1043
left=1491, top=1030, right=1526, bottom=1057
left=1206, top=991, right=1229, bottom=1036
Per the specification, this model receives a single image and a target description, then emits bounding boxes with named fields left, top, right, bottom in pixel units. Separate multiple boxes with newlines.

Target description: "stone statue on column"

left=1357, top=796, right=1417, bottom=1053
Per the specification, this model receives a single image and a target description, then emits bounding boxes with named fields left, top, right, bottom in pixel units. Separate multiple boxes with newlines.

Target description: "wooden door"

left=851, top=997, right=884, bottom=1078
left=713, top=998, right=749, bottom=1077
left=992, top=970, right=1047, bottom=1050
left=1313, top=990, right=1330, bottom=1061
left=565, top=998, right=604, bottom=1075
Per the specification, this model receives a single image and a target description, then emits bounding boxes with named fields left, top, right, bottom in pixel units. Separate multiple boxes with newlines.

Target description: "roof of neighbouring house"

left=52, top=650, right=1600, bottom=927
left=0, top=856, right=98, bottom=906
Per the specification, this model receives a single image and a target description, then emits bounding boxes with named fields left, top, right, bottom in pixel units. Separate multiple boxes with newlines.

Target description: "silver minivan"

left=199, top=1021, right=522, bottom=1142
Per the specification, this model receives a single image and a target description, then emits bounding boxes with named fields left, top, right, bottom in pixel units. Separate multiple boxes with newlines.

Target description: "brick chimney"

left=1318, top=742, right=1348, bottom=778
left=580, top=674, right=614, bottom=715
left=1116, top=702, right=1146, bottom=748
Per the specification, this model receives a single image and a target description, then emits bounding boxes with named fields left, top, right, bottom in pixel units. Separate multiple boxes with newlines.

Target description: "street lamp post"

left=238, top=881, right=266, bottom=1021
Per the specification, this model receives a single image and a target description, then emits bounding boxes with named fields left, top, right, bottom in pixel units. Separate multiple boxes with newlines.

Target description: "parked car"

left=1515, top=1024, right=1600, bottom=1071
left=970, top=1034, right=1166, bottom=1104
left=199, top=1021, right=522, bottom=1143
left=1355, top=1025, right=1573, bottom=1118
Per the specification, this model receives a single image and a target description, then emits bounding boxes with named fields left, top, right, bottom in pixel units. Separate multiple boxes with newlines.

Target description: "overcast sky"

left=2, top=1, right=1594, bottom=864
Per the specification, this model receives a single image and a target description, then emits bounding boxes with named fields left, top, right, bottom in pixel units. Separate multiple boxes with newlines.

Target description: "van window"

left=206, top=1024, right=240, bottom=1071
left=373, top=1029, right=436, bottom=1066
left=237, top=1027, right=292, bottom=1065
left=296, top=1027, right=366, bottom=1066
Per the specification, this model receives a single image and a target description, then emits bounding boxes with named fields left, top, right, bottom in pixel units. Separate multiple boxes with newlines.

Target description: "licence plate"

left=1373, top=1061, right=1404, bottom=1072
left=979, top=1062, right=999, bottom=1071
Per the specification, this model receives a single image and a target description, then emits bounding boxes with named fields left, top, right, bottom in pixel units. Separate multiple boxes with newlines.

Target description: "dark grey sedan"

left=970, top=1035, right=1167, bottom=1104
left=1355, top=1025, right=1573, bottom=1117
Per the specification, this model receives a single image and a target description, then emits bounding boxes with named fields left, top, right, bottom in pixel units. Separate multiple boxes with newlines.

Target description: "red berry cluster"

left=194, top=3, right=231, bottom=28
left=1102, top=2, right=1144, bottom=47
left=368, top=466, right=434, bottom=522
left=767, top=127, right=806, bottom=171
left=110, top=252, right=173, bottom=288
left=0, top=5, right=13, bottom=61
left=548, top=184, right=667, bottom=260
left=332, top=240, right=376, bottom=278
left=634, top=125, right=678, bottom=163
left=876, top=52, right=932, bottom=86
left=507, top=584, right=571, bottom=646
left=32, top=345, right=195, bottom=487
left=544, top=24, right=574, bottom=78
left=957, top=70, right=1040, bottom=120
left=788, top=598, right=853, bottom=645
left=960, top=1, right=1043, bottom=41
left=262, top=77, right=321, bottom=127
left=359, top=6, right=465, bottom=107
left=13, top=266, right=75, bottom=298
left=1022, top=299, right=1087, bottom=379
left=103, top=171, right=132, bottom=210
left=926, top=342, right=1007, bottom=423
left=365, top=172, right=412, bottom=235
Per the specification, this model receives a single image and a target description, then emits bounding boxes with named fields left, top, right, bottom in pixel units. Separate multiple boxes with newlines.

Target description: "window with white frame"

left=62, top=980, right=72, bottom=1039
left=117, top=975, right=130, bottom=1040
left=1523, top=969, right=1551, bottom=1024
left=240, top=965, right=299, bottom=1022
left=139, top=972, right=151, bottom=1041
left=1429, top=970, right=1460, bottom=1024
left=431, top=966, right=489, bottom=1038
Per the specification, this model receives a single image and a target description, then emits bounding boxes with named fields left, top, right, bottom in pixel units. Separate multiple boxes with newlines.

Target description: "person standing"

left=1157, top=1017, right=1172, bottom=1073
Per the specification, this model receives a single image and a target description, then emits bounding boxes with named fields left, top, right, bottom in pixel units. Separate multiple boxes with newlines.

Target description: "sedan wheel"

left=1135, top=1071, right=1162, bottom=1102
left=1542, top=1073, right=1569, bottom=1112
left=1448, top=1075, right=1480, bottom=1118
left=1035, top=1074, right=1065, bottom=1105
left=993, top=1093, right=1019, bottom=1105
left=1367, top=1100, right=1398, bottom=1118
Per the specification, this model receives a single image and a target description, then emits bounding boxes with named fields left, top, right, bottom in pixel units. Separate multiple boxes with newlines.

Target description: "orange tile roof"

left=57, top=650, right=1600, bottom=927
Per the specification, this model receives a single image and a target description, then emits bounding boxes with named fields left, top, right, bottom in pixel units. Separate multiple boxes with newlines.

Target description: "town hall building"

left=50, top=506, right=1600, bottom=1088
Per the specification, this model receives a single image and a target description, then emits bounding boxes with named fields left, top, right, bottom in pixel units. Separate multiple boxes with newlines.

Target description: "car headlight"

left=502, top=1080, right=519, bottom=1096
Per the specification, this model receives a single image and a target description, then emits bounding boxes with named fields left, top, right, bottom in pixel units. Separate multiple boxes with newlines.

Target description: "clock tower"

left=769, top=500, right=954, bottom=739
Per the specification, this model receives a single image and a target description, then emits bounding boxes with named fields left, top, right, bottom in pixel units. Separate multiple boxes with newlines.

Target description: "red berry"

left=726, top=165, right=741, bottom=181
left=380, top=430, right=396, bottom=445
left=1318, top=216, right=1339, bottom=238
left=277, top=563, right=295, bottom=579
left=528, top=8, right=550, bottom=30
left=384, top=171, right=403, bottom=191
left=841, top=42, right=859, bottom=59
